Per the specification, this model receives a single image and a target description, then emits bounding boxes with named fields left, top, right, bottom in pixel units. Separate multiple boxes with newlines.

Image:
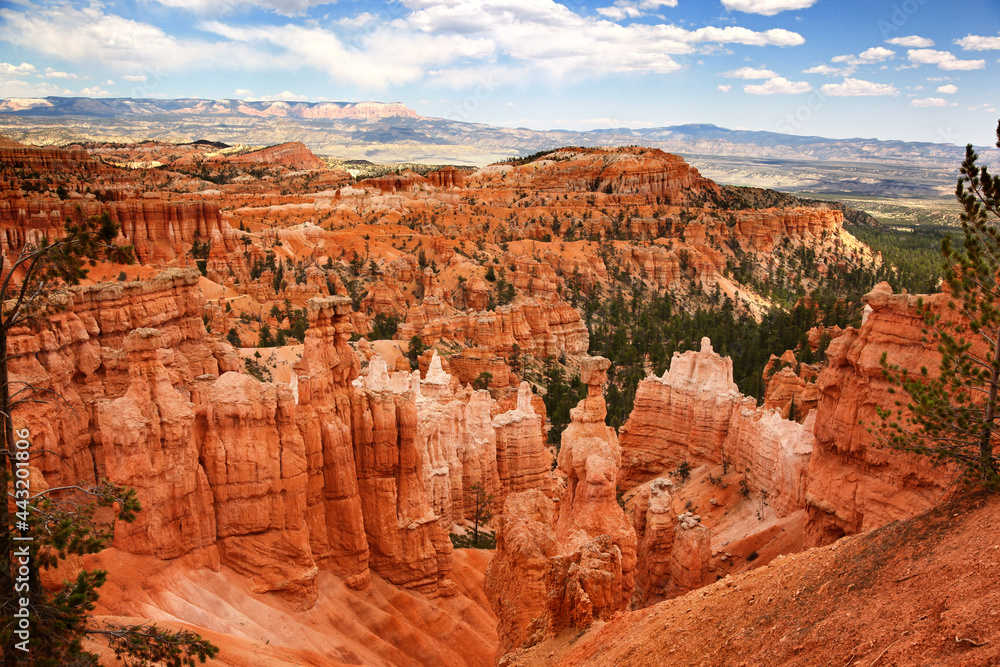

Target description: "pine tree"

left=874, top=121, right=1000, bottom=488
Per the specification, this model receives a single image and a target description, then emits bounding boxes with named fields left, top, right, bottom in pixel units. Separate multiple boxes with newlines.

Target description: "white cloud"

left=907, top=49, right=985, bottom=70
left=721, top=0, right=818, bottom=16
left=717, top=84, right=732, bottom=92
left=122, top=74, right=147, bottom=82
left=911, top=97, right=948, bottom=107
left=803, top=63, right=850, bottom=76
left=968, top=103, right=998, bottom=112
left=744, top=76, right=810, bottom=94
left=0, top=62, right=36, bottom=76
left=235, top=88, right=253, bottom=97
left=721, top=66, right=778, bottom=79
left=832, top=46, right=895, bottom=66
left=857, top=46, right=894, bottom=62
left=150, top=0, right=336, bottom=17
left=245, top=90, right=310, bottom=101
left=596, top=0, right=677, bottom=20
left=80, top=85, right=111, bottom=96
left=936, top=84, right=958, bottom=94
left=886, top=35, right=933, bottom=48
left=820, top=77, right=899, bottom=97
left=955, top=34, right=1000, bottom=51
left=0, top=0, right=808, bottom=91
left=0, top=3, right=266, bottom=72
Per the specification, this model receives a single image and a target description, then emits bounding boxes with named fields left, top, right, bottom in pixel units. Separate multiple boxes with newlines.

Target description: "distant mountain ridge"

left=0, top=97, right=419, bottom=121
left=0, top=96, right=993, bottom=196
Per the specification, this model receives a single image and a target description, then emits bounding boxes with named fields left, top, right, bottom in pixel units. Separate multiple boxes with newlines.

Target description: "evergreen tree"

left=874, top=121, right=1000, bottom=488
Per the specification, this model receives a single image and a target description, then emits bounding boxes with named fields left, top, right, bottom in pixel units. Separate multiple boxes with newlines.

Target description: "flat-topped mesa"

left=804, top=282, right=955, bottom=546
left=221, top=141, right=325, bottom=170
left=472, top=147, right=722, bottom=206
left=733, top=207, right=845, bottom=254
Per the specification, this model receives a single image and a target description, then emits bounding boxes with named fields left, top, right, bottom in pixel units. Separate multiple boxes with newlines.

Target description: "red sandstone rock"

left=620, top=338, right=814, bottom=516
left=804, top=283, right=954, bottom=546
left=486, top=357, right=636, bottom=658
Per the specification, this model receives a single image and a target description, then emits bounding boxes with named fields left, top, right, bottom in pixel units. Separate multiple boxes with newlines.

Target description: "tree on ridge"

left=874, top=120, right=1000, bottom=489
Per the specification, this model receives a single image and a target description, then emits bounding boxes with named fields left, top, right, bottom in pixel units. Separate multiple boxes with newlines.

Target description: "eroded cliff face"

left=485, top=357, right=636, bottom=658
left=803, top=283, right=954, bottom=546
left=16, top=273, right=461, bottom=606
left=619, top=338, right=814, bottom=515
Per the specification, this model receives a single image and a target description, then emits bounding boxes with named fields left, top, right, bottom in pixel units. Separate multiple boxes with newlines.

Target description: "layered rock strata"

left=803, top=283, right=955, bottom=546
left=15, top=274, right=460, bottom=606
left=619, top=338, right=814, bottom=516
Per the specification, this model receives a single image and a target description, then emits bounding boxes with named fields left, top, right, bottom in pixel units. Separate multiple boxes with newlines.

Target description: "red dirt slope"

left=505, top=491, right=1000, bottom=667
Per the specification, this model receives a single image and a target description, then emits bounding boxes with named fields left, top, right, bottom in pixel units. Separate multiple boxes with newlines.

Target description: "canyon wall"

left=15, top=273, right=458, bottom=605
left=803, top=283, right=954, bottom=546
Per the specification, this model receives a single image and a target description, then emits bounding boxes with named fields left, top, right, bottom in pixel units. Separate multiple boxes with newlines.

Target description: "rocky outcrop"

left=486, top=357, right=636, bottom=658
left=415, top=352, right=501, bottom=525
left=804, top=283, right=954, bottom=546
left=222, top=142, right=325, bottom=170
left=763, top=350, right=822, bottom=422
left=351, top=357, right=454, bottom=595
left=619, top=339, right=743, bottom=486
left=620, top=338, right=814, bottom=517
left=492, top=381, right=553, bottom=504
left=734, top=208, right=843, bottom=253
left=399, top=298, right=589, bottom=359
left=15, top=275, right=464, bottom=606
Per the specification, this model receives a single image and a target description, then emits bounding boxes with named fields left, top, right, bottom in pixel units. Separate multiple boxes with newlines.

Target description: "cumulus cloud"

left=955, top=34, right=1000, bottom=51
left=936, top=84, right=958, bottom=94
left=832, top=46, right=895, bottom=66
left=820, top=77, right=898, bottom=97
left=744, top=76, right=810, bottom=94
left=911, top=97, right=948, bottom=107
left=122, top=74, right=147, bottom=82
left=721, top=66, right=778, bottom=79
left=717, top=84, right=732, bottom=92
left=886, top=35, right=933, bottom=48
left=803, top=63, right=850, bottom=76
left=597, top=0, right=677, bottom=20
left=721, top=0, right=818, bottom=16
left=43, top=67, right=85, bottom=80
left=80, top=85, right=111, bottom=96
left=907, top=49, right=985, bottom=70
left=244, top=90, right=310, bottom=101
left=150, top=0, right=336, bottom=17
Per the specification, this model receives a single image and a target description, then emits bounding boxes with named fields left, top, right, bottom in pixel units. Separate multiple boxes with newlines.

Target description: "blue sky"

left=1, top=0, right=999, bottom=144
